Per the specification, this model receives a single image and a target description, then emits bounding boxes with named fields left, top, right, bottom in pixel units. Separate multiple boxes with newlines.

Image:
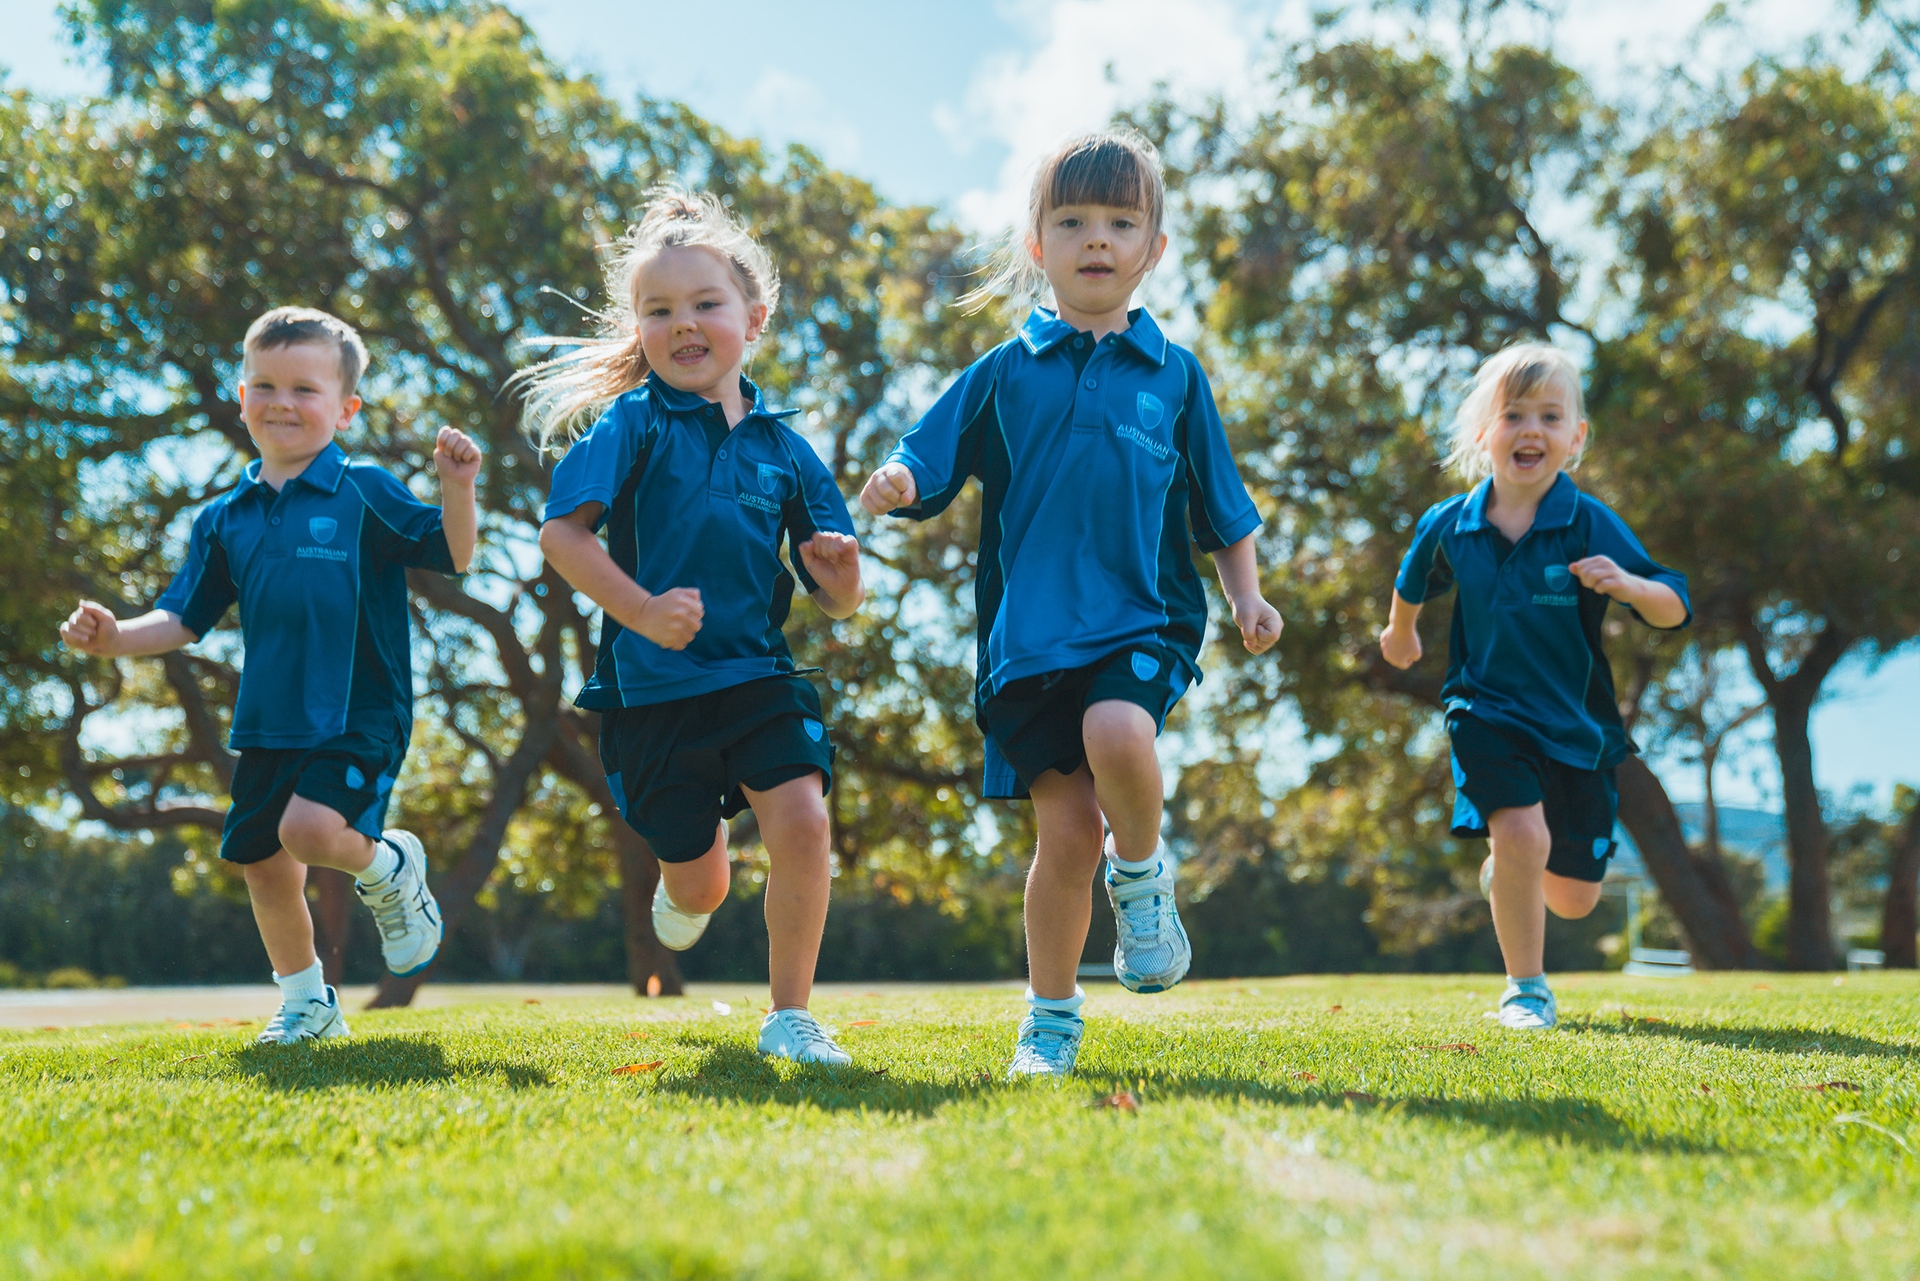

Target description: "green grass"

left=3, top=974, right=1918, bottom=1280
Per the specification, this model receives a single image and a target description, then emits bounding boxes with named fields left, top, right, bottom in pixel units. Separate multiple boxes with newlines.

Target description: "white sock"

left=1107, top=845, right=1160, bottom=876
left=274, top=960, right=326, bottom=1004
left=355, top=840, right=400, bottom=886
left=1025, top=985, right=1086, bottom=1018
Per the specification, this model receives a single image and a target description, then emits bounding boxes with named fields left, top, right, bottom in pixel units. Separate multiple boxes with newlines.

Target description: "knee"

left=276, top=810, right=339, bottom=861
left=1082, top=702, right=1156, bottom=773
left=1488, top=808, right=1551, bottom=866
left=1545, top=877, right=1604, bottom=920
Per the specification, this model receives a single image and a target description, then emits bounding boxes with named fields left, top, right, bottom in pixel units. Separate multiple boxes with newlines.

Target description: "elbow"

left=537, top=521, right=565, bottom=563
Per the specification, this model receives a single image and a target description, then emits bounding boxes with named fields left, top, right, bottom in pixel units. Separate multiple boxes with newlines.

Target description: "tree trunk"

left=365, top=704, right=562, bottom=1009
left=1615, top=755, right=1770, bottom=969
left=1770, top=693, right=1836, bottom=970
left=615, top=828, right=684, bottom=996
left=1881, top=803, right=1920, bottom=968
left=310, top=867, right=354, bottom=988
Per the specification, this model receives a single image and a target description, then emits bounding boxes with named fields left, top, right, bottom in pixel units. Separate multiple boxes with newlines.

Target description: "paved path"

left=0, top=981, right=1012, bottom=1029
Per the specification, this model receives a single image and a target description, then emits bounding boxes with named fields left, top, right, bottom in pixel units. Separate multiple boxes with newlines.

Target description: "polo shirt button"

left=271, top=517, right=281, bottom=525
left=718, top=449, right=728, bottom=459
left=1083, top=378, right=1097, bottom=390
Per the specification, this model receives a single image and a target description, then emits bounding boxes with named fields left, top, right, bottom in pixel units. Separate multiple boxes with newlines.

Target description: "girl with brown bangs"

left=863, top=132, right=1282, bottom=1078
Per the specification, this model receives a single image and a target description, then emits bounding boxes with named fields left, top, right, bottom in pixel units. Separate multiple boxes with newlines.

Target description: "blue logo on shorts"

left=803, top=718, right=823, bottom=742
left=1544, top=564, right=1571, bottom=591
left=1136, top=392, right=1165, bottom=430
left=758, top=463, right=784, bottom=495
left=1130, top=651, right=1159, bottom=681
left=344, top=765, right=364, bottom=789
left=309, top=516, right=338, bottom=544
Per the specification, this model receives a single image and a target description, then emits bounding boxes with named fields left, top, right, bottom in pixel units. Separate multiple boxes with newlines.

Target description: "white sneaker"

left=355, top=830, right=442, bottom=977
left=757, top=1008, right=851, bottom=1066
left=1105, top=837, right=1191, bottom=993
left=1499, top=981, right=1559, bottom=1030
left=257, top=986, right=349, bottom=1044
left=652, top=878, right=711, bottom=952
left=1007, top=1007, right=1083, bottom=1079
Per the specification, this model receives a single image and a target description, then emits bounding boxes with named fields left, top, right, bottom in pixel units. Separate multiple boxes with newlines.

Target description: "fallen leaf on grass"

left=175, top=1054, right=210, bottom=1064
left=1698, top=1084, right=1713, bottom=1095
left=868, top=1067, right=890, bottom=1077
left=845, top=1020, right=879, bottom=1028
left=1095, top=1092, right=1140, bottom=1112
left=1327, top=1004, right=1343, bottom=1013
left=40, top=1025, right=60, bottom=1032
left=1798, top=1081, right=1861, bottom=1092
left=1342, top=1091, right=1376, bottom=1103
left=523, top=999, right=541, bottom=1005
left=1291, top=1071, right=1318, bottom=1082
left=612, top=1061, right=665, bottom=1076
left=1752, top=984, right=1772, bottom=991
left=625, top=1031, right=650, bottom=1040
left=173, top=1022, right=192, bottom=1030
left=1639, top=1016, right=1666, bottom=1024
left=1416, top=1043, right=1479, bottom=1055
left=103, top=1058, right=119, bottom=1065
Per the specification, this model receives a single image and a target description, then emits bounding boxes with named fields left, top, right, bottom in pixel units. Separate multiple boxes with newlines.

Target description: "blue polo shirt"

left=155, top=442, right=456, bottom=750
left=1394, top=472, right=1691, bottom=771
left=884, top=308, right=1261, bottom=704
left=542, top=374, right=856, bottom=709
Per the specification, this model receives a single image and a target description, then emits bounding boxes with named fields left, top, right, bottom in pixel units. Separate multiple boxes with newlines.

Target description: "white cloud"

left=740, top=67, right=865, bottom=169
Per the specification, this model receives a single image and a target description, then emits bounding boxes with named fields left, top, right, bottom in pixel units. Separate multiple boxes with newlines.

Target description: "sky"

left=3, top=0, right=1915, bottom=812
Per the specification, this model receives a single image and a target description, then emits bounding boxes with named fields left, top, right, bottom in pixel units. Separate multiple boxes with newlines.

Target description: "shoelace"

left=1113, top=877, right=1167, bottom=943
left=1015, top=1012, right=1082, bottom=1069
left=1503, top=991, right=1553, bottom=1020
left=776, top=1011, right=837, bottom=1054
left=362, top=869, right=418, bottom=943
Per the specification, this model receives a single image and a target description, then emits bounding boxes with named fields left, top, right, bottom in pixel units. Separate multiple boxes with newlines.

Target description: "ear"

left=1026, top=233, right=1044, bottom=265
left=335, top=394, right=363, bottom=432
left=1144, top=229, right=1169, bottom=271
left=235, top=379, right=249, bottom=409
left=745, top=300, right=770, bottom=343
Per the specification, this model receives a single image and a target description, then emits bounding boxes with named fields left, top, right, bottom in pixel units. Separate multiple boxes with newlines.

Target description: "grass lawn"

left=3, top=973, right=1918, bottom=1280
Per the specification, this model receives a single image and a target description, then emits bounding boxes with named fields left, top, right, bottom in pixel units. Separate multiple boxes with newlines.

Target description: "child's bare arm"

left=59, top=601, right=196, bottom=658
left=1379, top=592, right=1424, bottom=669
left=433, top=426, right=483, bottom=574
left=1568, top=556, right=1688, bottom=629
left=796, top=531, right=865, bottom=619
left=1211, top=533, right=1282, bottom=655
left=538, top=505, right=704, bottom=651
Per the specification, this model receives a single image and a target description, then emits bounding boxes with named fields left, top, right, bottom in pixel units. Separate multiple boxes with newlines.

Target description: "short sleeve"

left=779, top=432, right=856, bottom=594
left=154, top=505, right=239, bottom=639
left=1581, top=499, right=1691, bottom=630
left=1177, top=354, right=1261, bottom=552
left=347, top=468, right=457, bottom=573
left=1394, top=500, right=1459, bottom=603
left=884, top=349, right=1001, bottom=520
left=543, top=395, right=652, bottom=529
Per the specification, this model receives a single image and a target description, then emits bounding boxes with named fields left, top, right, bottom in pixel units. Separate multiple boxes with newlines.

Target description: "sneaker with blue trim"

left=1499, top=979, right=1558, bottom=1030
left=758, top=1008, right=851, bottom=1066
left=355, top=830, right=442, bottom=977
left=1008, top=1007, right=1084, bottom=1078
left=256, top=986, right=348, bottom=1044
left=651, top=877, right=711, bottom=952
left=1105, top=837, right=1191, bottom=993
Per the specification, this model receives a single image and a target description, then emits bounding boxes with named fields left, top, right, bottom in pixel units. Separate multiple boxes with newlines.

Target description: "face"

left=633, top=245, right=766, bottom=397
left=1482, top=375, right=1587, bottom=490
left=1030, top=202, right=1167, bottom=319
left=237, top=342, right=359, bottom=466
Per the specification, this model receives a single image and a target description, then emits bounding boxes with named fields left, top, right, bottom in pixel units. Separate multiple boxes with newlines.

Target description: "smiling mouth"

left=1511, top=447, right=1546, bottom=469
left=672, top=344, right=709, bottom=365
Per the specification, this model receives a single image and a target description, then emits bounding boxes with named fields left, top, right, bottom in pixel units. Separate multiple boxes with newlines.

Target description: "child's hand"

left=635, top=587, right=703, bottom=651
left=60, top=600, right=122, bottom=656
left=1379, top=625, right=1422, bottom=670
left=1568, top=555, right=1636, bottom=600
left=798, top=531, right=862, bottom=600
left=434, top=426, right=483, bottom=486
left=860, top=462, right=918, bottom=515
left=1231, top=595, right=1283, bottom=655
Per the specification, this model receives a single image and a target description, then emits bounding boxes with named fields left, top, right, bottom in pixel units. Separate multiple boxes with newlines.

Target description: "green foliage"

left=4, top=978, right=1920, bottom=1278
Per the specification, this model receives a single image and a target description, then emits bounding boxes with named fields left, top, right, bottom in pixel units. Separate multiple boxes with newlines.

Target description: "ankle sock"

left=355, top=840, right=400, bottom=886
left=274, top=960, right=326, bottom=1005
left=1025, top=985, right=1085, bottom=1020
left=1506, top=973, right=1552, bottom=998
left=1107, top=845, right=1161, bottom=878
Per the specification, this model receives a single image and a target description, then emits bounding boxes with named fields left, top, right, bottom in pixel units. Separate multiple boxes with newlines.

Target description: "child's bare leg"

left=244, top=851, right=317, bottom=976
left=1544, top=874, right=1603, bottom=920
left=1025, top=766, right=1106, bottom=1001
left=742, top=773, right=831, bottom=1011
left=659, top=823, right=731, bottom=915
left=1486, top=804, right=1551, bottom=975
left=277, top=797, right=377, bottom=874
left=1082, top=700, right=1162, bottom=861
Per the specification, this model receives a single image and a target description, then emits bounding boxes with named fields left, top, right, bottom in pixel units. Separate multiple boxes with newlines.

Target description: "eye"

left=1057, top=216, right=1081, bottom=229
left=1113, top=218, right=1135, bottom=230
left=697, top=299, right=718, bottom=310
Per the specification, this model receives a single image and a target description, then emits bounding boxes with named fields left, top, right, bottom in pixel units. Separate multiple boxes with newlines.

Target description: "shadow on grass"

left=1562, top=1016, right=1920, bottom=1061
left=653, top=1037, right=999, bottom=1115
left=230, top=1034, right=550, bottom=1092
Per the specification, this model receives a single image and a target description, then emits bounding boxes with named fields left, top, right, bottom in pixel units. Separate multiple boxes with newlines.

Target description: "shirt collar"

left=643, top=372, right=798, bottom=422
left=1457, top=471, right=1580, bottom=534
left=1017, top=307, right=1170, bottom=367
left=238, top=440, right=348, bottom=496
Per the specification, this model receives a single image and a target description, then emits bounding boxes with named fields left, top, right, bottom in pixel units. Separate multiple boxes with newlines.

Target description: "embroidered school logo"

left=1130, top=651, right=1160, bottom=681
left=803, top=718, right=824, bottom=742
left=1136, top=392, right=1165, bottom=430
left=1544, top=564, right=1571, bottom=591
left=1532, top=562, right=1577, bottom=606
left=309, top=517, right=338, bottom=544
left=757, top=462, right=784, bottom=495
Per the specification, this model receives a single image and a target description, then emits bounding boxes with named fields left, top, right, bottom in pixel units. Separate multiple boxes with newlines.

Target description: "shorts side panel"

left=1447, top=712, right=1547, bottom=839
left=290, top=731, right=407, bottom=840
left=220, top=748, right=302, bottom=865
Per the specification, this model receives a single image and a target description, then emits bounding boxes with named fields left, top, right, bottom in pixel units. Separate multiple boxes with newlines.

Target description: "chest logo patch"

left=1544, top=564, right=1571, bottom=591
left=309, top=517, right=338, bottom=544
left=1136, top=392, right=1165, bottom=430
left=757, top=463, right=785, bottom=496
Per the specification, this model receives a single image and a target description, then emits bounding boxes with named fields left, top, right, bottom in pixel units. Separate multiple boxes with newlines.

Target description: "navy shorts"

left=977, top=643, right=1192, bottom=801
left=598, top=675, right=835, bottom=863
left=222, top=729, right=406, bottom=865
left=1447, top=711, right=1617, bottom=883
